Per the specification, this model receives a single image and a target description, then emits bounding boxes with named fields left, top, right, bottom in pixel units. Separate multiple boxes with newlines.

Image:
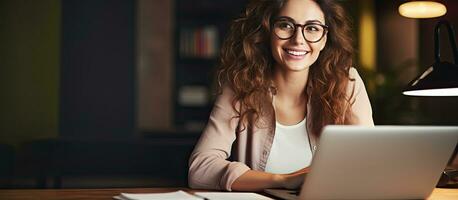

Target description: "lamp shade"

left=399, top=1, right=447, bottom=19
left=403, top=62, right=458, bottom=96
left=403, top=20, right=458, bottom=96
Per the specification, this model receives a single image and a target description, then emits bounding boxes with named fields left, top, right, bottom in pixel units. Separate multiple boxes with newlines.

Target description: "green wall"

left=0, top=0, right=60, bottom=146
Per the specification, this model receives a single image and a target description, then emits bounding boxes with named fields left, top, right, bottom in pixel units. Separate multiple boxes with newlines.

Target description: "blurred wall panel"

left=60, top=0, right=135, bottom=137
left=376, top=0, right=418, bottom=78
left=358, top=0, right=420, bottom=125
left=359, top=0, right=376, bottom=71
left=137, top=0, right=173, bottom=131
left=0, top=0, right=60, bottom=145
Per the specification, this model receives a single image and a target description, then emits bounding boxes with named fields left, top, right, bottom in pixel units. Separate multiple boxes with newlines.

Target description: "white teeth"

left=286, top=49, right=308, bottom=56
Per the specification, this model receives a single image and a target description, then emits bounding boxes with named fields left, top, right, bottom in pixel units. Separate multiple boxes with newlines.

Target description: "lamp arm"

left=434, top=20, right=458, bottom=64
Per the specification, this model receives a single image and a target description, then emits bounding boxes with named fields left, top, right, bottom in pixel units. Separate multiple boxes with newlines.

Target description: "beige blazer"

left=188, top=67, right=374, bottom=191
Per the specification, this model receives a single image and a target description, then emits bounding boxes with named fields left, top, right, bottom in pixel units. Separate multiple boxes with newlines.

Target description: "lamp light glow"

left=403, top=88, right=458, bottom=96
left=399, top=1, right=447, bottom=18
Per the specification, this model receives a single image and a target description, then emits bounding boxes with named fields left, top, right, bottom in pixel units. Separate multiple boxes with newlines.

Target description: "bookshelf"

left=173, top=0, right=247, bottom=131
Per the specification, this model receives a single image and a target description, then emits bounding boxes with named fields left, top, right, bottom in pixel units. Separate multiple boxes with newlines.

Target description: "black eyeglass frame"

left=272, top=16, right=329, bottom=43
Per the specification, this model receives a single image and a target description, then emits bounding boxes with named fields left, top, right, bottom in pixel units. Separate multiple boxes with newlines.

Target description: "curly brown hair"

left=217, top=0, right=355, bottom=137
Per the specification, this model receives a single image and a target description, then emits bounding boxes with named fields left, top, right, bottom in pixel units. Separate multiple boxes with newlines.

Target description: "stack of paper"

left=195, top=192, right=274, bottom=200
left=113, top=190, right=274, bottom=200
left=113, top=190, right=202, bottom=200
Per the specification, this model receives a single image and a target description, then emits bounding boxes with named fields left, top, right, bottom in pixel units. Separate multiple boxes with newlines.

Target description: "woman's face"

left=271, top=0, right=327, bottom=72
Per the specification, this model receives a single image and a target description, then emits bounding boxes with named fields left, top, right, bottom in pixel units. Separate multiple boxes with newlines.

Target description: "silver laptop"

left=265, top=125, right=458, bottom=200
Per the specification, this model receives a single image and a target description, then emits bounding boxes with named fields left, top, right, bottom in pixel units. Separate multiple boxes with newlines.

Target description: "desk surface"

left=0, top=188, right=457, bottom=200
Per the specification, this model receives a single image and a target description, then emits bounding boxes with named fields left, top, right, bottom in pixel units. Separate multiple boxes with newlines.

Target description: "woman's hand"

left=231, top=167, right=311, bottom=191
left=279, top=167, right=310, bottom=189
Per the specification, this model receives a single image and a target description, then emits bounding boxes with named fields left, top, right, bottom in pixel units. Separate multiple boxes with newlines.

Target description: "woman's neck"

left=272, top=66, right=309, bottom=104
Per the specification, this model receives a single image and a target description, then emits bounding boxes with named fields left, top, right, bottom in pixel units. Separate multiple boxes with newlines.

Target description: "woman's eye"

left=305, top=25, right=320, bottom=32
left=279, top=22, right=294, bottom=30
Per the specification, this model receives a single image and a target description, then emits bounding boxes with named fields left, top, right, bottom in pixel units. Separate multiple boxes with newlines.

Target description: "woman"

left=188, top=0, right=374, bottom=191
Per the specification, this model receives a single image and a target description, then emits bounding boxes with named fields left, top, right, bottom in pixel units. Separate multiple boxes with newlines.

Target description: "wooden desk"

left=0, top=188, right=457, bottom=200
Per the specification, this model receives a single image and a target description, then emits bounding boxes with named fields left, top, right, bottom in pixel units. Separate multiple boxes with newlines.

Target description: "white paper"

left=194, top=192, right=274, bottom=200
left=113, top=190, right=202, bottom=200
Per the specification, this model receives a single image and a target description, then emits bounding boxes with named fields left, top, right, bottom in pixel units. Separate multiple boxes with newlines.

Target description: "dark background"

left=1, top=0, right=457, bottom=189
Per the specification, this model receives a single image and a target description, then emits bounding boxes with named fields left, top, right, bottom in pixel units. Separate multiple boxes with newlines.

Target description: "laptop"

left=265, top=125, right=458, bottom=200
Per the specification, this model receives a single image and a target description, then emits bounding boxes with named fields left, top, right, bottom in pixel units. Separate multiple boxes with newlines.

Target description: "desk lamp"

left=403, top=20, right=458, bottom=96
left=402, top=20, right=458, bottom=187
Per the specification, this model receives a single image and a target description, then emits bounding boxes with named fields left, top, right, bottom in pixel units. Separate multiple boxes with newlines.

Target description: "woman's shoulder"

left=216, top=85, right=271, bottom=115
left=219, top=85, right=236, bottom=99
left=214, top=85, right=239, bottom=111
left=348, top=67, right=361, bottom=79
left=348, top=67, right=365, bottom=85
left=347, top=67, right=368, bottom=95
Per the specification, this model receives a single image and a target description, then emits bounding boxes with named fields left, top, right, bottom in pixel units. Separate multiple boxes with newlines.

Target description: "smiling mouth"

left=284, top=48, right=310, bottom=56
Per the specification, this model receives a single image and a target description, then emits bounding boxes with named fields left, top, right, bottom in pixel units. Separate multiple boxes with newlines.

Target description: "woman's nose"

left=291, top=27, right=307, bottom=45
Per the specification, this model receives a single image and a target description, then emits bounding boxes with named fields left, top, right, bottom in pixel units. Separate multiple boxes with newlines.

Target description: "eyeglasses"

left=272, top=17, right=328, bottom=43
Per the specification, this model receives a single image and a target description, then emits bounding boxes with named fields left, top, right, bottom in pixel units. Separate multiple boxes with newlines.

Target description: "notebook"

left=265, top=125, right=458, bottom=200
left=113, top=190, right=273, bottom=200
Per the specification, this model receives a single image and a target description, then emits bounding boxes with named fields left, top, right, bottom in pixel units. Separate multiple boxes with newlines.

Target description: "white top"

left=264, top=117, right=313, bottom=174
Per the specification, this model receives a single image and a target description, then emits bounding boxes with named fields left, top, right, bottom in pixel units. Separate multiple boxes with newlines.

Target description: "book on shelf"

left=179, top=26, right=219, bottom=59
